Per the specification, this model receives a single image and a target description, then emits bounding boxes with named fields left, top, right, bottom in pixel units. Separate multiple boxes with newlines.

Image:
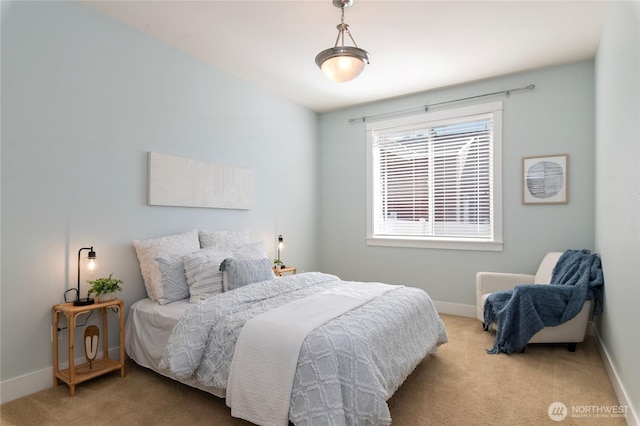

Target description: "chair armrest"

left=476, top=272, right=535, bottom=295
left=475, top=272, right=535, bottom=321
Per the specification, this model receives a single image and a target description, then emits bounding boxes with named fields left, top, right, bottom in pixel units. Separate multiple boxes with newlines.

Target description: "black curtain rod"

left=348, top=83, right=536, bottom=123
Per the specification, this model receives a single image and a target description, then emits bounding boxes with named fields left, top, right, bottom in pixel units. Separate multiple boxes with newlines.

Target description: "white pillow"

left=133, top=230, right=200, bottom=301
left=199, top=229, right=250, bottom=249
left=182, top=247, right=232, bottom=303
left=220, top=257, right=276, bottom=292
left=232, top=241, right=269, bottom=260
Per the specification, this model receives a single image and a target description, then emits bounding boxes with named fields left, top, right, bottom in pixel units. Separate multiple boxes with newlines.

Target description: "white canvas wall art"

left=148, top=152, right=252, bottom=210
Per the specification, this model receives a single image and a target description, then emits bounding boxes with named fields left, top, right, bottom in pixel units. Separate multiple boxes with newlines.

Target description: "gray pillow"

left=155, top=253, right=189, bottom=305
left=220, top=258, right=275, bottom=291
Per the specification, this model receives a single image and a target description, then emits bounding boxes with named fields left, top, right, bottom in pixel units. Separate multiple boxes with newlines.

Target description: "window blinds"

left=371, top=113, right=494, bottom=240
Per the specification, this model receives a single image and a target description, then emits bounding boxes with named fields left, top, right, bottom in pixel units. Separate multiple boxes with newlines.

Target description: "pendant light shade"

left=315, top=0, right=370, bottom=82
left=316, top=46, right=369, bottom=82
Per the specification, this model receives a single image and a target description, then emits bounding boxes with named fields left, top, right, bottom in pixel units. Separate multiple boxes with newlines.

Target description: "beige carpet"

left=1, top=314, right=627, bottom=425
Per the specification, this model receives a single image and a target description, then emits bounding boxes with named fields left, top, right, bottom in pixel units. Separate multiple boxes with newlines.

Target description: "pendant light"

left=315, top=0, right=370, bottom=82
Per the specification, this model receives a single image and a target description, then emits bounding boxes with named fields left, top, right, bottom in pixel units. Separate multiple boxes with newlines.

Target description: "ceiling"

left=81, top=1, right=610, bottom=113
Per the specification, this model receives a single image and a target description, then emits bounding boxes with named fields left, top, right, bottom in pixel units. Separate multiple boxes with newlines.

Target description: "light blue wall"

left=595, top=0, right=640, bottom=418
left=1, top=1, right=318, bottom=381
left=2, top=0, right=637, bottom=417
left=317, top=61, right=596, bottom=305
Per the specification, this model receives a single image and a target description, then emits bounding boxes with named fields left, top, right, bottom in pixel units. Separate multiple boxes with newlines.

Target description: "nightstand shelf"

left=52, top=299, right=125, bottom=396
left=273, top=266, right=297, bottom=276
left=55, top=357, right=122, bottom=384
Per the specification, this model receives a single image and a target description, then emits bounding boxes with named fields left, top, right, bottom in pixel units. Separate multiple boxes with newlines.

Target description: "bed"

left=125, top=229, right=448, bottom=425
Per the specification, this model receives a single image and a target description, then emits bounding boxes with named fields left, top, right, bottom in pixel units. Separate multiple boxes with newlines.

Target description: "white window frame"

left=366, top=101, right=503, bottom=251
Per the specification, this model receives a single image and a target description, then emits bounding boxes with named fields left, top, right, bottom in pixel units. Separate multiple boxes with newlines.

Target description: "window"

left=366, top=102, right=503, bottom=251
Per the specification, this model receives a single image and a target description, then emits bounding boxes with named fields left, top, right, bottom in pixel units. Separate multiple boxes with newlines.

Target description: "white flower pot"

left=97, top=293, right=116, bottom=302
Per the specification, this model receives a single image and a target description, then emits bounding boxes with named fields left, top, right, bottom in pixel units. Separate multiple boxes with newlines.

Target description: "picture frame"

left=522, top=154, right=568, bottom=204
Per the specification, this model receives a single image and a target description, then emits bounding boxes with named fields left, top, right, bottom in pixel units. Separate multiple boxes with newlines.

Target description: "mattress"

left=124, top=298, right=226, bottom=397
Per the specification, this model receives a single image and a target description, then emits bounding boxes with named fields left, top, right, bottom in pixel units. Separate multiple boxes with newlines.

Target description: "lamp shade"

left=316, top=46, right=369, bottom=82
left=84, top=252, right=97, bottom=274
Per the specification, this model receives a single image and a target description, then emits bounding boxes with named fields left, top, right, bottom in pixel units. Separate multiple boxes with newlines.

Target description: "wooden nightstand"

left=273, top=266, right=297, bottom=276
left=52, top=299, right=125, bottom=396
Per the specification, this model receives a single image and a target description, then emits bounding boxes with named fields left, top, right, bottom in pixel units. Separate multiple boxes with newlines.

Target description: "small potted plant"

left=273, top=258, right=284, bottom=271
left=87, top=273, right=123, bottom=302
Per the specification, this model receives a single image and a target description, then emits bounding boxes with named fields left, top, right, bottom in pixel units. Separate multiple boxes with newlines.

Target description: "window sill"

left=366, top=236, right=503, bottom=252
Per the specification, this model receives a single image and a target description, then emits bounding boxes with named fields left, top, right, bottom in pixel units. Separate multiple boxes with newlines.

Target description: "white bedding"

left=124, top=298, right=226, bottom=397
left=126, top=272, right=448, bottom=425
left=226, top=283, right=395, bottom=426
left=159, top=272, right=448, bottom=425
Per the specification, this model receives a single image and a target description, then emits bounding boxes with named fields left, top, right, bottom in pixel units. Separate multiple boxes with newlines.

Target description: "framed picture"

left=522, top=154, right=568, bottom=204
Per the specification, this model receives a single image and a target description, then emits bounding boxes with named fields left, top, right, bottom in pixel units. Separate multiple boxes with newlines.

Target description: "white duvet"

left=160, top=272, right=448, bottom=425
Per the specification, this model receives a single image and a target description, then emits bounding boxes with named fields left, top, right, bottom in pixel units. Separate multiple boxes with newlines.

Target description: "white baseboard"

left=0, top=347, right=121, bottom=404
left=591, top=327, right=639, bottom=426
left=0, top=365, right=53, bottom=405
left=433, top=300, right=477, bottom=318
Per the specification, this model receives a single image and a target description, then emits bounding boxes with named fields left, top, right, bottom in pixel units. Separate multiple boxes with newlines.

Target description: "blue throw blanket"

left=484, top=249, right=604, bottom=354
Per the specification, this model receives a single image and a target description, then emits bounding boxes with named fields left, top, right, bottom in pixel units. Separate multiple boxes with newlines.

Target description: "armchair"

left=476, top=252, right=592, bottom=352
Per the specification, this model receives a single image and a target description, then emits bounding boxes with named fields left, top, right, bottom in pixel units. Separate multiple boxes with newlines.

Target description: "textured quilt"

left=160, top=272, right=448, bottom=425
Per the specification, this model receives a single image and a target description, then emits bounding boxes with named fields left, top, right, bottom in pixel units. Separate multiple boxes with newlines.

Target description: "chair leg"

left=568, top=343, right=577, bottom=352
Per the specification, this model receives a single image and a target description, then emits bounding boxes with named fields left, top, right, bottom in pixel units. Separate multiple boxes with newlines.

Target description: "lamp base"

left=73, top=297, right=95, bottom=306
